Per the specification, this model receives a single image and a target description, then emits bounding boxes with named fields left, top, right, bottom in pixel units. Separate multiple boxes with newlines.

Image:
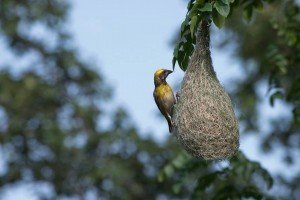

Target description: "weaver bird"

left=153, top=69, right=176, bottom=133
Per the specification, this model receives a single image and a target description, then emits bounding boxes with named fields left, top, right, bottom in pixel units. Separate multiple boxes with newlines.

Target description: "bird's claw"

left=176, top=92, right=180, bottom=102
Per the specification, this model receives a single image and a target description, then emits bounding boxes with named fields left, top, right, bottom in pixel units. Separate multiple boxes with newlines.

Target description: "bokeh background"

left=0, top=0, right=299, bottom=199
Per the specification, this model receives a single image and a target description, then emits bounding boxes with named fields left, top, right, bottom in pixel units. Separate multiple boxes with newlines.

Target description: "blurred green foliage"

left=0, top=0, right=184, bottom=199
left=159, top=151, right=275, bottom=199
left=220, top=0, right=300, bottom=198
left=167, top=0, right=300, bottom=199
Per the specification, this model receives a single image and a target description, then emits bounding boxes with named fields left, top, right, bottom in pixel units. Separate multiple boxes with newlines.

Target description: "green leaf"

left=172, top=152, right=191, bottom=168
left=243, top=7, right=253, bottom=21
left=269, top=90, right=284, bottom=107
left=258, top=166, right=274, bottom=189
left=190, top=15, right=199, bottom=37
left=221, top=0, right=230, bottom=5
left=199, top=3, right=212, bottom=12
left=254, top=0, right=264, bottom=11
left=180, top=19, right=189, bottom=34
left=195, top=172, right=220, bottom=191
left=266, top=45, right=278, bottom=58
left=293, top=107, right=300, bottom=123
left=172, top=183, right=182, bottom=194
left=242, top=186, right=264, bottom=199
left=179, top=51, right=189, bottom=71
left=157, top=164, right=174, bottom=182
left=157, top=173, right=164, bottom=183
left=287, top=79, right=300, bottom=101
left=243, top=0, right=256, bottom=7
left=189, top=4, right=198, bottom=18
left=173, top=43, right=180, bottom=58
left=164, top=165, right=175, bottom=177
left=172, top=57, right=176, bottom=69
left=212, top=9, right=225, bottom=28
left=191, top=171, right=221, bottom=198
left=214, top=1, right=230, bottom=17
left=187, top=0, right=196, bottom=11
left=189, top=0, right=205, bottom=18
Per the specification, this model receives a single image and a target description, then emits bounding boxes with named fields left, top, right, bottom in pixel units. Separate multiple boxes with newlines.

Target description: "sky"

left=1, top=0, right=299, bottom=199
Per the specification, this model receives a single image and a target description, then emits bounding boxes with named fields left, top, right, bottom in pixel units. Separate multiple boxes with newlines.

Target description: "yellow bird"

left=153, top=69, right=176, bottom=133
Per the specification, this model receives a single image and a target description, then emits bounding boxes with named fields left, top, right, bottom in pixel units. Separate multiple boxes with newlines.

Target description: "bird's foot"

left=176, top=92, right=180, bottom=102
left=171, top=119, right=175, bottom=134
left=172, top=120, right=175, bottom=128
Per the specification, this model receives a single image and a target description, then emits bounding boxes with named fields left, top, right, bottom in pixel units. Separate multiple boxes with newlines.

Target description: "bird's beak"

left=164, top=70, right=173, bottom=76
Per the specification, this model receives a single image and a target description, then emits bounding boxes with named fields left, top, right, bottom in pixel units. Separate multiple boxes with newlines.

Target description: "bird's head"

left=154, top=68, right=173, bottom=86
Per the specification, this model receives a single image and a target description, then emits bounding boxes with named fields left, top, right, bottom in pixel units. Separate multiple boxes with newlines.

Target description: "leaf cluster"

left=173, top=0, right=273, bottom=71
left=158, top=151, right=275, bottom=199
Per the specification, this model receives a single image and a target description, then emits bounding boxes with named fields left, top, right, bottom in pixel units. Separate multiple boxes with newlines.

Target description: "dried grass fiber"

left=173, top=21, right=239, bottom=160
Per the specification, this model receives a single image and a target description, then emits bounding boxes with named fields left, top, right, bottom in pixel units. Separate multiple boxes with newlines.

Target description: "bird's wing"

left=168, top=92, right=176, bottom=116
left=153, top=92, right=165, bottom=116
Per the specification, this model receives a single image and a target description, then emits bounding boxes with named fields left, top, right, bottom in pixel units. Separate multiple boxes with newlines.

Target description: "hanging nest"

left=173, top=21, right=239, bottom=160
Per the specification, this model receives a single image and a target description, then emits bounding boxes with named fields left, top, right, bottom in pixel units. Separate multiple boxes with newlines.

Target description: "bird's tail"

left=167, top=118, right=173, bottom=133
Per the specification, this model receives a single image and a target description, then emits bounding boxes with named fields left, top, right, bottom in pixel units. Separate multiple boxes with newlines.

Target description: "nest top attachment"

left=173, top=21, right=239, bottom=160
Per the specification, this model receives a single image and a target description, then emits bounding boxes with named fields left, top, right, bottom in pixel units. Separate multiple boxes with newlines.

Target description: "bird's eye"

left=159, top=73, right=165, bottom=79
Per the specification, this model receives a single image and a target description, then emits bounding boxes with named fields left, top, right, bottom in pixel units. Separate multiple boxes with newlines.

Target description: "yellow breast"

left=155, top=84, right=172, bottom=98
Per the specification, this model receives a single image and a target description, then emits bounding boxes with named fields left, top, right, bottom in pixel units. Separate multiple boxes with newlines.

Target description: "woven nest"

left=173, top=21, right=239, bottom=160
